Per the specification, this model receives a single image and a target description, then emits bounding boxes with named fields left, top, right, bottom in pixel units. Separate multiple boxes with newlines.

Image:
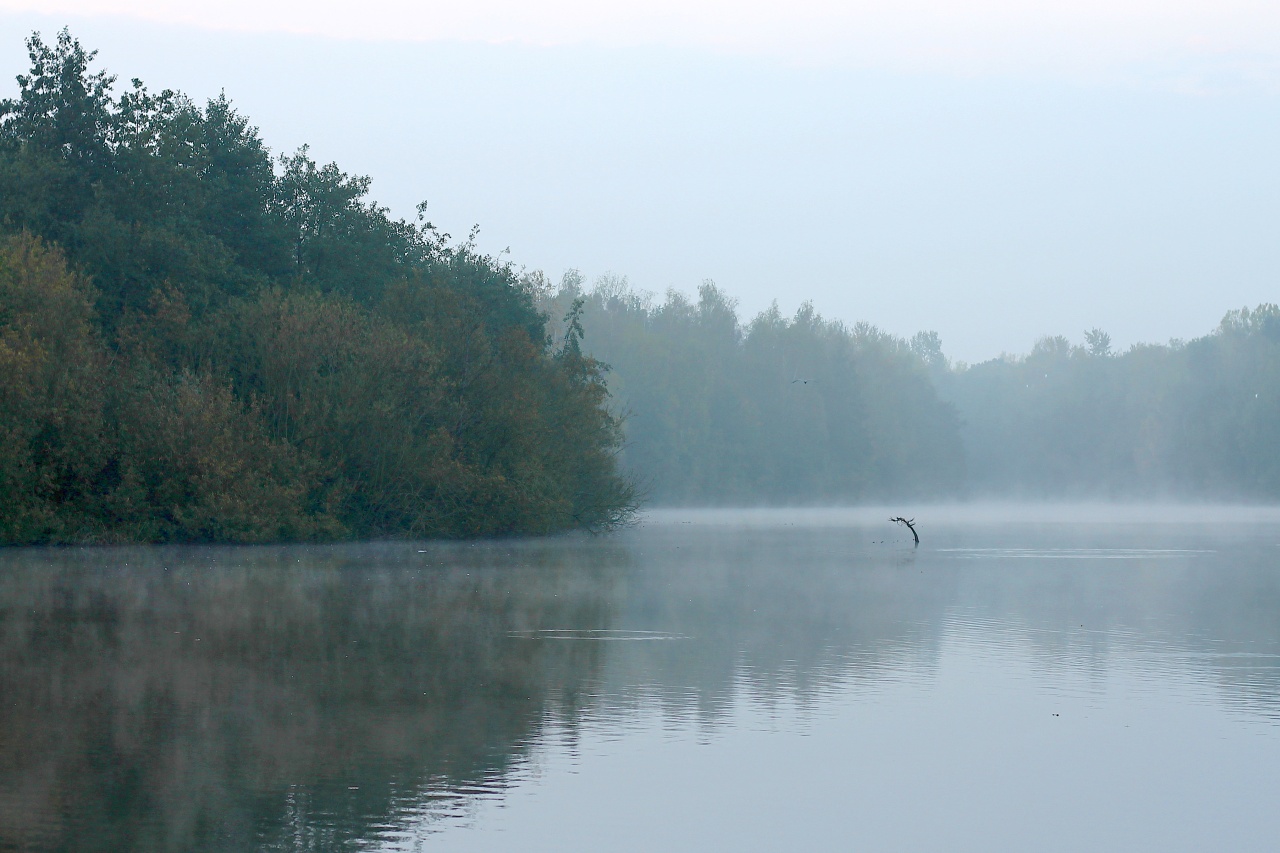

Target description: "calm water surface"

left=2, top=506, right=1279, bottom=851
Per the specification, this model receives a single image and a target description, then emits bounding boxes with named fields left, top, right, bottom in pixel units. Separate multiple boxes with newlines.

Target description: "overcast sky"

left=2, top=1, right=1279, bottom=361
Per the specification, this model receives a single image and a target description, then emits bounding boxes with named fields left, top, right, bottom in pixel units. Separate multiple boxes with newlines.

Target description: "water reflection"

left=0, top=541, right=628, bottom=851
left=2, top=511, right=1280, bottom=851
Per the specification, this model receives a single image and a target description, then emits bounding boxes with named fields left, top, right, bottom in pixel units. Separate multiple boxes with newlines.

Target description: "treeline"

left=538, top=274, right=965, bottom=503
left=0, top=30, right=635, bottom=544
left=544, top=273, right=1280, bottom=504
left=942, top=312, right=1280, bottom=498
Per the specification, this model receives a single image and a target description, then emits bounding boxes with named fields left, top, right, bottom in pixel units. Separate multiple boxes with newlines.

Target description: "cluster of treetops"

left=2, top=31, right=1276, bottom=545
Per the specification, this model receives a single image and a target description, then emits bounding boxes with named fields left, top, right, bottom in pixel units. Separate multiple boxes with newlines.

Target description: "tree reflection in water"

left=0, top=541, right=627, bottom=851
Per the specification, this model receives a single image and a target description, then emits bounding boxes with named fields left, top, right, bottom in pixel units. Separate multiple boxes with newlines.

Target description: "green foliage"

left=105, top=366, right=323, bottom=543
left=0, top=233, right=323, bottom=543
left=0, top=233, right=108, bottom=542
left=0, top=31, right=635, bottom=544
left=0, top=31, right=284, bottom=319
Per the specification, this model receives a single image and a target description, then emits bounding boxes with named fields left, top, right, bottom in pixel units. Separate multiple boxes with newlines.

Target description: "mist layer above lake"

left=2, top=506, right=1278, bottom=851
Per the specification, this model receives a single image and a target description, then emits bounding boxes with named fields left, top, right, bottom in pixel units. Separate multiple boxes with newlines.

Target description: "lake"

left=2, top=506, right=1279, bottom=852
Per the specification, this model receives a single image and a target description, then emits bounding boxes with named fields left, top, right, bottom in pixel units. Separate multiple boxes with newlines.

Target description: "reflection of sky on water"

left=2, top=510, right=1280, bottom=851
left=390, top=638, right=1280, bottom=852
left=409, top=586, right=1280, bottom=850
left=403, top=516, right=1280, bottom=851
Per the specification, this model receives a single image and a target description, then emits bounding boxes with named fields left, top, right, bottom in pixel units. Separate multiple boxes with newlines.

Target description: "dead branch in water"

left=890, top=517, right=919, bottom=546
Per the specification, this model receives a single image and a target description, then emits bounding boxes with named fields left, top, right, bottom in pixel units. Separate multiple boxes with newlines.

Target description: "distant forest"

left=537, top=275, right=965, bottom=503
left=2, top=31, right=1277, bottom=545
left=541, top=275, right=1280, bottom=504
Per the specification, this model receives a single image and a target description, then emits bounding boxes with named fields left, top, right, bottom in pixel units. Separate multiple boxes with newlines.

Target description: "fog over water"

left=2, top=506, right=1279, bottom=851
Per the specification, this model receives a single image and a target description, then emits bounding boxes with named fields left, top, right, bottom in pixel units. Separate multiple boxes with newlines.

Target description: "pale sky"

left=6, top=0, right=1280, bottom=77
left=1, top=3, right=1279, bottom=361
